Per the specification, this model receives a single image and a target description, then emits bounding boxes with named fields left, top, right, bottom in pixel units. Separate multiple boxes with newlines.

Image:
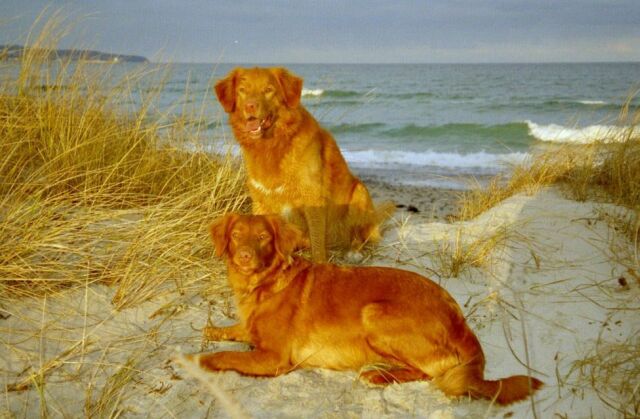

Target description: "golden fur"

left=215, top=67, right=393, bottom=262
left=191, top=214, right=543, bottom=405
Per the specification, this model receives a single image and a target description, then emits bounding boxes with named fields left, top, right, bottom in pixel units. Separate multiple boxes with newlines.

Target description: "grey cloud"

left=1, top=0, right=639, bottom=62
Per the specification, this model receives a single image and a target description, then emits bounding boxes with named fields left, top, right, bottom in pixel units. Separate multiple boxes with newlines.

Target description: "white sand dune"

left=1, top=187, right=638, bottom=418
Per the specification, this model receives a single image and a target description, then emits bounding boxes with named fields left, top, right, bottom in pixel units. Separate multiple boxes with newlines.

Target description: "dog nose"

left=244, top=100, right=257, bottom=114
left=237, top=248, right=253, bottom=263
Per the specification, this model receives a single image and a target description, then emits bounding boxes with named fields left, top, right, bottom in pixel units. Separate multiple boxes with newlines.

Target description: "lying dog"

left=190, top=213, right=543, bottom=405
left=214, top=67, right=393, bottom=262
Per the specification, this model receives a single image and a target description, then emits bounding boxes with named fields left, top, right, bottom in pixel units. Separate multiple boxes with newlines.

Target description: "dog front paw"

left=203, top=326, right=226, bottom=341
left=345, top=250, right=364, bottom=264
left=202, top=324, right=249, bottom=342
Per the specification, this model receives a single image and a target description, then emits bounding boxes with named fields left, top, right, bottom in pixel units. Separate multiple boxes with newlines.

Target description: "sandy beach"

left=362, top=175, right=462, bottom=223
left=3, top=5, right=639, bottom=417
left=2, top=182, right=638, bottom=418
left=355, top=167, right=499, bottom=223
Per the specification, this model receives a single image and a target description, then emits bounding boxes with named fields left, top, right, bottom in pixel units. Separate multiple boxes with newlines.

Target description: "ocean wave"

left=320, top=122, right=532, bottom=147
left=392, top=92, right=434, bottom=100
left=342, top=149, right=528, bottom=170
left=324, top=89, right=363, bottom=98
left=302, top=89, right=363, bottom=98
left=302, top=88, right=324, bottom=97
left=485, top=99, right=624, bottom=113
left=540, top=99, right=622, bottom=111
left=576, top=100, right=607, bottom=105
left=543, top=99, right=609, bottom=106
left=381, top=122, right=529, bottom=142
left=326, top=122, right=386, bottom=134
left=526, top=120, right=639, bottom=144
left=302, top=89, right=373, bottom=99
left=306, top=99, right=363, bottom=107
left=302, top=89, right=441, bottom=100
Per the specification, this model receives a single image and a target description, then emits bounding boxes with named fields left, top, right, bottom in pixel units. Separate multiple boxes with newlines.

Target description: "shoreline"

left=361, top=174, right=461, bottom=222
left=353, top=166, right=492, bottom=223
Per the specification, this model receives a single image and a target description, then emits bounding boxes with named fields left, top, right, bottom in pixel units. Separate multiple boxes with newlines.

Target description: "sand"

left=363, top=176, right=462, bottom=223
left=1, top=185, right=639, bottom=418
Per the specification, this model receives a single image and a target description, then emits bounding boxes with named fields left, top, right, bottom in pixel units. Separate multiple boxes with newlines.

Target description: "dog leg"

left=304, top=206, right=327, bottom=262
left=203, top=324, right=250, bottom=342
left=361, top=302, right=462, bottom=382
left=360, top=368, right=430, bottom=385
left=346, top=182, right=387, bottom=257
left=196, top=349, right=292, bottom=377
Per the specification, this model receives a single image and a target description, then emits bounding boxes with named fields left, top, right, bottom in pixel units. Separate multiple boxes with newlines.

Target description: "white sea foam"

left=577, top=100, right=607, bottom=105
left=342, top=149, right=528, bottom=171
left=526, top=120, right=638, bottom=144
left=302, top=88, right=324, bottom=97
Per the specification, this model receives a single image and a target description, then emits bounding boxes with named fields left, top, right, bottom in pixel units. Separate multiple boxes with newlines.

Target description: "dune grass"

left=450, top=100, right=640, bottom=277
left=449, top=97, right=640, bottom=417
left=454, top=100, right=640, bottom=222
left=432, top=225, right=511, bottom=278
left=568, top=328, right=640, bottom=418
left=0, top=17, right=247, bottom=309
left=1, top=17, right=248, bottom=417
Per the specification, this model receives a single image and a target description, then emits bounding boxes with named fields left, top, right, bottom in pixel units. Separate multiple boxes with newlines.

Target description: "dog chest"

left=249, top=178, right=287, bottom=196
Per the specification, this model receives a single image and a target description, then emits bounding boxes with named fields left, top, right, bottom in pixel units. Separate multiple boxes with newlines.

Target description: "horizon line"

left=154, top=60, right=640, bottom=66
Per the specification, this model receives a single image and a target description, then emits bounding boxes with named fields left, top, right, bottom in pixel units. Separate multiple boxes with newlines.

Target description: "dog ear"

left=209, top=214, right=238, bottom=257
left=214, top=69, right=238, bottom=113
left=266, top=215, right=304, bottom=261
left=273, top=68, right=303, bottom=108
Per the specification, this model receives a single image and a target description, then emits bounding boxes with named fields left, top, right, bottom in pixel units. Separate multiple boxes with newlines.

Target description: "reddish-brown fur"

left=214, top=67, right=393, bottom=262
left=192, top=213, right=543, bottom=405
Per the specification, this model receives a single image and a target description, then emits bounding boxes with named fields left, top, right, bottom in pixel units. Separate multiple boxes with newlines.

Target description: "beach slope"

left=1, top=186, right=638, bottom=418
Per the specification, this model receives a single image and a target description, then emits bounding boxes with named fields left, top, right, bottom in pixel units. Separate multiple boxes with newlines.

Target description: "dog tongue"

left=246, top=119, right=261, bottom=132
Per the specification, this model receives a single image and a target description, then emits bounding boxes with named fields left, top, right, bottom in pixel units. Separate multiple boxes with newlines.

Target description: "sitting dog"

left=214, top=67, right=393, bottom=262
left=191, top=213, right=543, bottom=405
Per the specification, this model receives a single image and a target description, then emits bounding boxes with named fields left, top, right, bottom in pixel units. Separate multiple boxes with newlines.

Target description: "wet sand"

left=359, top=175, right=462, bottom=223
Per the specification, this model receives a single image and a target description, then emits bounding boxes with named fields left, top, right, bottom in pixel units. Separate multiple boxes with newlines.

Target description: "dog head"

left=214, top=67, right=303, bottom=140
left=210, top=213, right=304, bottom=276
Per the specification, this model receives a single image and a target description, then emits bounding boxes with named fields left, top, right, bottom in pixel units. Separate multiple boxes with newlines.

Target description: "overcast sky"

left=2, top=1, right=639, bottom=63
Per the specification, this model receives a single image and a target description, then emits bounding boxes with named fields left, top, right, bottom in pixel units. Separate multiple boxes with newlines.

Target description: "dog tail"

left=432, top=364, right=543, bottom=405
left=355, top=200, right=396, bottom=246
left=373, top=200, right=396, bottom=224
left=469, top=375, right=543, bottom=405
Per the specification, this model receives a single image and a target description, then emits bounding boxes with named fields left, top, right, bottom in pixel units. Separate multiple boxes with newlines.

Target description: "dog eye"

left=231, top=231, right=240, bottom=239
left=237, top=87, right=246, bottom=95
left=263, top=86, right=274, bottom=95
left=258, top=233, right=270, bottom=241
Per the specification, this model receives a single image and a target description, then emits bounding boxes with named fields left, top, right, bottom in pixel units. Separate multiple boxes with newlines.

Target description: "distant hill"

left=0, top=45, right=149, bottom=63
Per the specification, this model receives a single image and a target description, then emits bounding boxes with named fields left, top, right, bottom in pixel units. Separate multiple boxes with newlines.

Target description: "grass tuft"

left=433, top=225, right=511, bottom=278
left=455, top=100, right=640, bottom=221
left=568, top=332, right=640, bottom=418
left=85, top=356, right=139, bottom=418
left=0, top=15, right=247, bottom=305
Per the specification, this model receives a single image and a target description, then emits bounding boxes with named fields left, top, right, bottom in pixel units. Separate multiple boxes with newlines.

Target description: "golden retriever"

left=214, top=67, right=393, bottom=262
left=190, top=213, right=543, bottom=405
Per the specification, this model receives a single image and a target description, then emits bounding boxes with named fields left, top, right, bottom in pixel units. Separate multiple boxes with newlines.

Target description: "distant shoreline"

left=156, top=61, right=640, bottom=66
left=0, top=45, right=148, bottom=63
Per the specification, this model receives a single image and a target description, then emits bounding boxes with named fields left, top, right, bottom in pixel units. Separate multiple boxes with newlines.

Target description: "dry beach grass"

left=454, top=99, right=640, bottom=223
left=1, top=16, right=640, bottom=418
left=1, top=20, right=247, bottom=416
left=0, top=16, right=247, bottom=305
